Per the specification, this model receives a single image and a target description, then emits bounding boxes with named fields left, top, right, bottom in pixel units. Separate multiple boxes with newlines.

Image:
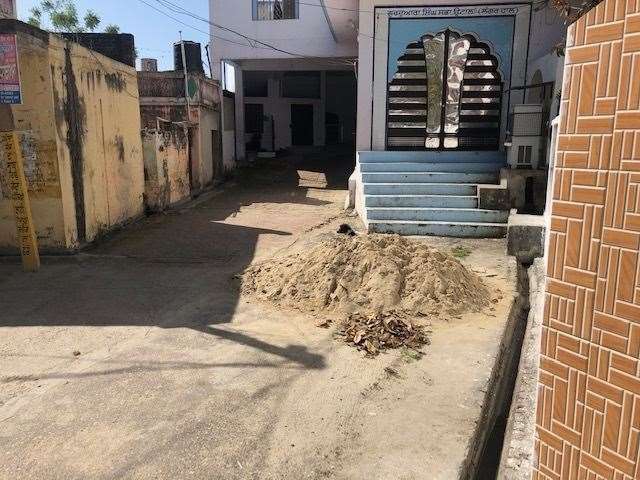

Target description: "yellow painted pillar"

left=0, top=132, right=40, bottom=272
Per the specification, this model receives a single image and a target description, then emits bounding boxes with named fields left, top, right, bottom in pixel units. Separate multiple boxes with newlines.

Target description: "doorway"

left=245, top=103, right=264, bottom=152
left=291, top=104, right=314, bottom=146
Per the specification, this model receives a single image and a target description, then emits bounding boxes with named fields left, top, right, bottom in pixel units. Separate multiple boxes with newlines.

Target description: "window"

left=253, top=0, right=298, bottom=20
left=221, top=61, right=236, bottom=93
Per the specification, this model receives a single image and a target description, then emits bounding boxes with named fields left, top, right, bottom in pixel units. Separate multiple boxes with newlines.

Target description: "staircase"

left=356, top=151, right=509, bottom=238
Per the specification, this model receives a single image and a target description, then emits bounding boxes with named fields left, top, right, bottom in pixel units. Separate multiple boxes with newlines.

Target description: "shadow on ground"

left=0, top=146, right=355, bottom=371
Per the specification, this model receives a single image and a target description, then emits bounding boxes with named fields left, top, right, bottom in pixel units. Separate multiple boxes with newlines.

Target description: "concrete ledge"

left=507, top=213, right=546, bottom=264
left=478, top=169, right=509, bottom=210
left=497, top=258, right=545, bottom=479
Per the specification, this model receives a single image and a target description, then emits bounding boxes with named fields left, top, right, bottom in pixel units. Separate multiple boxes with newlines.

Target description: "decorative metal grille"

left=387, top=29, right=503, bottom=150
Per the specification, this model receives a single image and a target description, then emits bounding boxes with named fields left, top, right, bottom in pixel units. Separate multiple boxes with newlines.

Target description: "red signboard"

left=0, top=33, right=21, bottom=104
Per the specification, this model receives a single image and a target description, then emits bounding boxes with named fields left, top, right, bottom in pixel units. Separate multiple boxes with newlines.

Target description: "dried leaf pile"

left=336, top=312, right=431, bottom=357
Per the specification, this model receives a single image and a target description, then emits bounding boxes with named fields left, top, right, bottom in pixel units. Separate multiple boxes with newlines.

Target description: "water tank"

left=173, top=41, right=204, bottom=74
left=141, top=58, right=158, bottom=72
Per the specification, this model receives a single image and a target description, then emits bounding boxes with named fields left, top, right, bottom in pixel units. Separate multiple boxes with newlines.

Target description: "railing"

left=254, top=0, right=298, bottom=20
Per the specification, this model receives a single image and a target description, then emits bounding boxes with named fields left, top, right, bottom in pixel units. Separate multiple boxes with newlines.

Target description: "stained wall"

left=0, top=20, right=145, bottom=252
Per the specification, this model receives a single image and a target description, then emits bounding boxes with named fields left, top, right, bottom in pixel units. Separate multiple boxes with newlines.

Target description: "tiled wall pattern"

left=535, top=0, right=640, bottom=478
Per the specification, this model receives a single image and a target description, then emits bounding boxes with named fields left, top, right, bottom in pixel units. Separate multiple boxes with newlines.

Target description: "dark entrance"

left=290, top=104, right=314, bottom=146
left=245, top=103, right=264, bottom=151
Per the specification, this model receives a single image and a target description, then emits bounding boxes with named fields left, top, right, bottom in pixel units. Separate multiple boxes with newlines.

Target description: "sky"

left=16, top=0, right=211, bottom=70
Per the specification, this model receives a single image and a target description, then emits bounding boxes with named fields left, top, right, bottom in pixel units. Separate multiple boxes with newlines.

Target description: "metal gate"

left=387, top=29, right=503, bottom=151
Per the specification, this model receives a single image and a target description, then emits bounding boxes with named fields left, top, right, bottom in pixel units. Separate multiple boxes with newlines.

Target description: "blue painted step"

left=368, top=220, right=508, bottom=238
left=367, top=207, right=510, bottom=223
left=360, top=162, right=503, bottom=173
left=362, top=172, right=498, bottom=184
left=365, top=195, right=477, bottom=208
left=358, top=151, right=506, bottom=164
left=363, top=183, right=478, bottom=195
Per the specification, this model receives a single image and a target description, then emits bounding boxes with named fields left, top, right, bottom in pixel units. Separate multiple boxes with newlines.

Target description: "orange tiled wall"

left=535, top=0, right=640, bottom=479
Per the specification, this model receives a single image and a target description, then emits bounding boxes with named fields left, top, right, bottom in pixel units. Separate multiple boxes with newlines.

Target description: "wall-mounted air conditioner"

left=506, top=104, right=543, bottom=169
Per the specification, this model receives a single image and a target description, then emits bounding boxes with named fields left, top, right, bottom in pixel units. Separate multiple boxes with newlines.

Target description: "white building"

left=210, top=0, right=359, bottom=165
left=210, top=1, right=567, bottom=237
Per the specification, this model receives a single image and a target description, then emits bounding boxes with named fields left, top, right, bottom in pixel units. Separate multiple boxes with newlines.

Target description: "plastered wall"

left=0, top=21, right=145, bottom=251
left=49, top=36, right=144, bottom=245
left=0, top=24, right=67, bottom=251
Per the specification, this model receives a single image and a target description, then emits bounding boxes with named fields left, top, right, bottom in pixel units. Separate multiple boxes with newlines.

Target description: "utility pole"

left=179, top=31, right=191, bottom=121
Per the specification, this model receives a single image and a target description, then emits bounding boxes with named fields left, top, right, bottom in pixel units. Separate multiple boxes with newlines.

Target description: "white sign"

left=0, top=0, right=16, bottom=19
left=386, top=5, right=524, bottom=18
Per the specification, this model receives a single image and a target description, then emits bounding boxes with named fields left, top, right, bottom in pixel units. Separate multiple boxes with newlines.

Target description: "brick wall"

left=535, top=0, right=640, bottom=478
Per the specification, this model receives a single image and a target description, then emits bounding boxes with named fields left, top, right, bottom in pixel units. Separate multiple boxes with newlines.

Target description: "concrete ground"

left=0, top=148, right=517, bottom=480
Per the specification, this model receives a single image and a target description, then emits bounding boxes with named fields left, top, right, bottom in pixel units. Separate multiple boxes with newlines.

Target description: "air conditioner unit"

left=506, top=104, right=543, bottom=169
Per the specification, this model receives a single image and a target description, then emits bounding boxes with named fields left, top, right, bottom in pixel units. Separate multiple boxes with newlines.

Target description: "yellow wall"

left=197, top=106, right=220, bottom=186
left=0, top=22, right=145, bottom=251
left=48, top=36, right=145, bottom=245
left=0, top=26, right=66, bottom=252
left=142, top=126, right=190, bottom=211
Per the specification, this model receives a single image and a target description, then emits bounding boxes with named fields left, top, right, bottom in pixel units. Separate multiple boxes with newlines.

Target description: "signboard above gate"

left=370, top=3, right=532, bottom=151
left=386, top=5, right=524, bottom=18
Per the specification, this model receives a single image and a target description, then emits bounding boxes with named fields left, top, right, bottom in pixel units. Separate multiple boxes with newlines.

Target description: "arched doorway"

left=387, top=29, right=503, bottom=151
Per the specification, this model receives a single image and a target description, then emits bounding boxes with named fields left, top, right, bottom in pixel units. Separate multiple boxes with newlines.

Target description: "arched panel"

left=387, top=30, right=503, bottom=151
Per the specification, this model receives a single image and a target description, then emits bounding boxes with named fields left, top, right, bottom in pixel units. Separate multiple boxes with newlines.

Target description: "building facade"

left=138, top=65, right=223, bottom=209
left=210, top=0, right=359, bottom=164
left=211, top=0, right=567, bottom=236
left=0, top=20, right=145, bottom=253
left=347, top=0, right=567, bottom=237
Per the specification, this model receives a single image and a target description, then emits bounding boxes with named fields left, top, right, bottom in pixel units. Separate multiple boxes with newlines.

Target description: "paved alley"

left=1, top=151, right=517, bottom=479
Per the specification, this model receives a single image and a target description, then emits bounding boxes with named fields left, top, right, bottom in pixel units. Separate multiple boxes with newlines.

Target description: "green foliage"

left=400, top=346, right=423, bottom=363
left=26, top=0, right=119, bottom=34
left=83, top=10, right=100, bottom=31
left=104, top=24, right=120, bottom=34
left=451, top=245, right=473, bottom=259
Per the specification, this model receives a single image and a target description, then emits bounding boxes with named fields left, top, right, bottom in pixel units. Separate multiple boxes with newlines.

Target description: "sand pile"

left=241, top=234, right=490, bottom=317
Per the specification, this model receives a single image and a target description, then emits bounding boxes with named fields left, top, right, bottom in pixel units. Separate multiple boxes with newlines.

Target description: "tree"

left=27, top=0, right=119, bottom=34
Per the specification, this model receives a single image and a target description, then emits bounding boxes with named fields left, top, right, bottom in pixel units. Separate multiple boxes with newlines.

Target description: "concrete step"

left=366, top=207, right=510, bottom=223
left=358, top=151, right=506, bottom=164
left=362, top=172, right=499, bottom=184
left=363, top=183, right=478, bottom=196
left=360, top=162, right=503, bottom=173
left=365, top=195, right=477, bottom=208
left=368, top=220, right=508, bottom=238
